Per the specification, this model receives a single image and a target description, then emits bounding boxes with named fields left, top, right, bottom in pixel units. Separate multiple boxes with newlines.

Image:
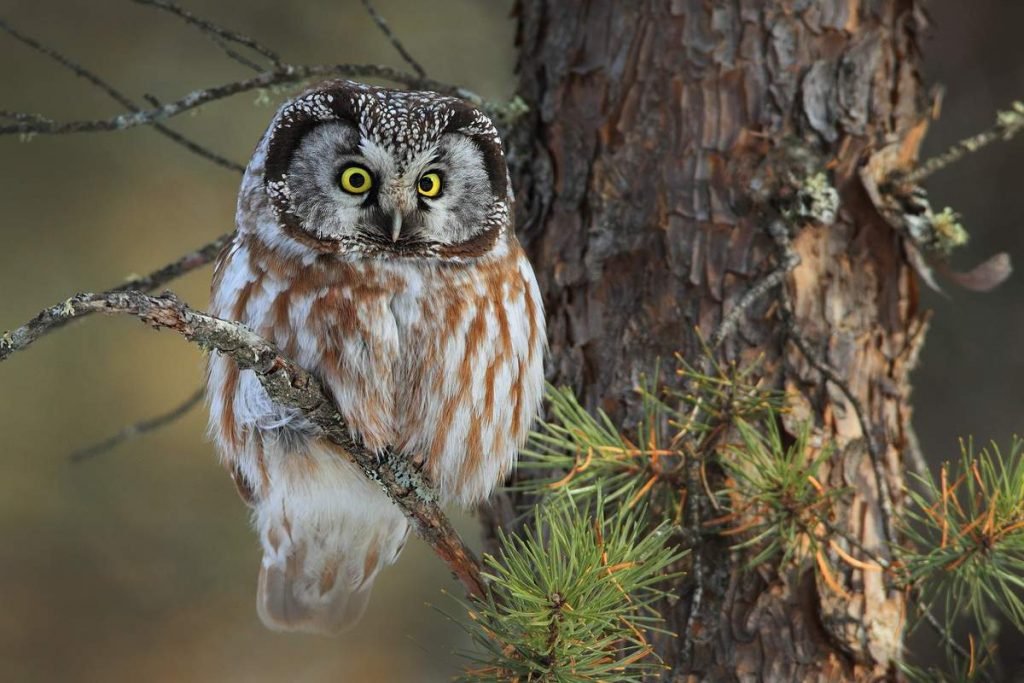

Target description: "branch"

left=361, top=0, right=427, bottom=77
left=708, top=220, right=800, bottom=351
left=69, top=387, right=205, bottom=462
left=0, top=64, right=487, bottom=137
left=921, top=608, right=992, bottom=681
left=903, top=100, right=1024, bottom=184
left=8, top=290, right=488, bottom=598
left=0, top=232, right=231, bottom=362
left=133, top=0, right=283, bottom=69
left=0, top=18, right=244, bottom=173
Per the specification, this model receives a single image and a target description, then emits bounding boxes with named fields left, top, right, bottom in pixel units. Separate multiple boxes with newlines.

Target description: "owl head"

left=243, top=80, right=511, bottom=261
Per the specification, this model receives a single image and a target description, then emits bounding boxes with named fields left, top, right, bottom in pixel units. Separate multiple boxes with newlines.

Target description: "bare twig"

left=0, top=64, right=483, bottom=137
left=0, top=232, right=232, bottom=362
left=360, top=0, right=427, bottom=78
left=70, top=388, right=205, bottom=462
left=903, top=100, right=1024, bottom=184
left=708, top=220, right=800, bottom=351
left=133, top=0, right=283, bottom=69
left=0, top=18, right=244, bottom=173
left=7, top=289, right=488, bottom=598
left=210, top=36, right=265, bottom=73
left=921, top=608, right=992, bottom=680
left=112, top=233, right=233, bottom=294
left=0, top=110, right=52, bottom=125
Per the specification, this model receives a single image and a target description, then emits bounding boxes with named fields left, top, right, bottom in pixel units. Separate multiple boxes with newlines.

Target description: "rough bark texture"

left=496, top=1, right=931, bottom=680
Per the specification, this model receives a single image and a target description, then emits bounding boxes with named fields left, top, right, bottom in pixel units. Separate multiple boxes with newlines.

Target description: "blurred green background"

left=0, top=1, right=1020, bottom=681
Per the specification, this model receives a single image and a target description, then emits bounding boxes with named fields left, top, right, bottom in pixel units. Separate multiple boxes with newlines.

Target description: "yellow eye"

left=417, top=171, right=443, bottom=198
left=339, top=165, right=372, bottom=194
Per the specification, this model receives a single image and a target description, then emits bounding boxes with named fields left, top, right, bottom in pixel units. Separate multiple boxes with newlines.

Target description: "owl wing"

left=207, top=234, right=409, bottom=634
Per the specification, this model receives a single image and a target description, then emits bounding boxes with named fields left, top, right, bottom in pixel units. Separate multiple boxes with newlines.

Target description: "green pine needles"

left=902, top=437, right=1024, bottom=671
left=517, top=382, right=683, bottom=516
left=717, top=417, right=840, bottom=568
left=452, top=351, right=1024, bottom=681
left=457, top=496, right=682, bottom=682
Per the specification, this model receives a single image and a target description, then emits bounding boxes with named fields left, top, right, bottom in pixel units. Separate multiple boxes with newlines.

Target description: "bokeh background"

left=0, top=1, right=1020, bottom=681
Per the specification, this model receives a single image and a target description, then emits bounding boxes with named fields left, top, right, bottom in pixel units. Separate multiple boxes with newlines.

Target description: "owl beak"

left=390, top=211, right=403, bottom=243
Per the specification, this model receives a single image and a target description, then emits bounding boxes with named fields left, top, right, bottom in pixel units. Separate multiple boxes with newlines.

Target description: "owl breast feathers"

left=205, top=80, right=545, bottom=634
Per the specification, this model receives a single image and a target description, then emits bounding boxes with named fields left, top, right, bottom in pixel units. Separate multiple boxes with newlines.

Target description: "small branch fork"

left=3, top=290, right=488, bottom=599
left=0, top=18, right=245, bottom=173
left=133, top=0, right=284, bottom=69
left=360, top=0, right=427, bottom=77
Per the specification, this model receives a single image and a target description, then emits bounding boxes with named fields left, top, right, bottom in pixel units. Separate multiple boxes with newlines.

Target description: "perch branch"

left=361, top=0, right=427, bottom=77
left=0, top=232, right=231, bottom=362
left=69, top=388, right=206, bottom=462
left=5, top=290, right=488, bottom=598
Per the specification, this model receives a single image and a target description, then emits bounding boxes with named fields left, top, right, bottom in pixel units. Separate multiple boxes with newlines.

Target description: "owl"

left=205, top=80, right=545, bottom=634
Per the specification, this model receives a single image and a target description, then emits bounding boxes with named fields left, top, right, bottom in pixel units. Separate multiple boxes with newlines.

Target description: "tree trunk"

left=495, top=1, right=931, bottom=679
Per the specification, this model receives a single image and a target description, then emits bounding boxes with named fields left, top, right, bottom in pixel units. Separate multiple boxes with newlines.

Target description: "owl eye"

left=339, top=165, right=373, bottom=194
left=417, top=171, right=443, bottom=198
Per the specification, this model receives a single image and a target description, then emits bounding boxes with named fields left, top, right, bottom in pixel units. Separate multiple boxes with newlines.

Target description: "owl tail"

left=254, top=446, right=409, bottom=635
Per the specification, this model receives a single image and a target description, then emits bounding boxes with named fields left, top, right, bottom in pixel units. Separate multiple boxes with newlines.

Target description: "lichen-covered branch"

left=0, top=232, right=232, bottom=362
left=903, top=100, right=1024, bottom=184
left=4, top=290, right=487, bottom=598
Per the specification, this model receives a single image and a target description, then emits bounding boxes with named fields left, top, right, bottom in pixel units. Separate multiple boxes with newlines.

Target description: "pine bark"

left=495, top=1, right=931, bottom=680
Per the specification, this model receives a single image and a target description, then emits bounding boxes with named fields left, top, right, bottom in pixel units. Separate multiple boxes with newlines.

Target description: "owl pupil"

left=419, top=177, right=433, bottom=192
left=350, top=174, right=365, bottom=188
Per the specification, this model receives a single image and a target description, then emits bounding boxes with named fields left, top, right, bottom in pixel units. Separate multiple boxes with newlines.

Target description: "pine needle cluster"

left=456, top=496, right=682, bottom=682
left=715, top=418, right=840, bottom=568
left=456, top=355, right=781, bottom=680
left=519, top=356, right=782, bottom=523
left=902, top=437, right=1024, bottom=664
left=455, top=349, right=1022, bottom=681
left=517, top=382, right=682, bottom=517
